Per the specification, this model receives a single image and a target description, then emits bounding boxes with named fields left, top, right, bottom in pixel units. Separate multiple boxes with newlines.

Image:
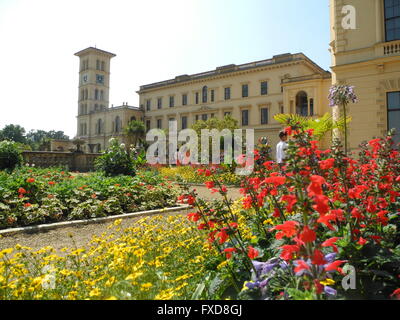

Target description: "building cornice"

left=137, top=53, right=328, bottom=94
left=75, top=47, right=116, bottom=58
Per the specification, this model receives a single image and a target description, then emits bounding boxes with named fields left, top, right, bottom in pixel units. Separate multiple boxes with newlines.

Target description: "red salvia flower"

left=271, top=221, right=299, bottom=240
left=247, top=246, right=259, bottom=259
left=294, top=260, right=310, bottom=274
left=312, top=249, right=327, bottom=265
left=325, top=260, right=346, bottom=272
left=322, top=237, right=340, bottom=253
left=280, top=244, right=301, bottom=261
left=224, top=248, right=237, bottom=259
left=299, top=226, right=316, bottom=243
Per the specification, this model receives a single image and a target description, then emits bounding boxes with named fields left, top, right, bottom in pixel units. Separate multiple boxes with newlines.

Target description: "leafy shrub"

left=0, top=140, right=23, bottom=172
left=0, top=167, right=179, bottom=229
left=95, top=138, right=135, bottom=176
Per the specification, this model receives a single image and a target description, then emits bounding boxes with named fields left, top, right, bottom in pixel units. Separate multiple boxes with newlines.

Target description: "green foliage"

left=0, top=124, right=26, bottom=144
left=191, top=115, right=239, bottom=135
left=95, top=138, right=136, bottom=176
left=273, top=113, right=351, bottom=141
left=0, top=167, right=179, bottom=229
left=125, top=120, right=145, bottom=148
left=0, top=140, right=23, bottom=171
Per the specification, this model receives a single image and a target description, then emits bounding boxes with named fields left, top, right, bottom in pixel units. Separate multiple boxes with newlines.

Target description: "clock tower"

left=74, top=47, right=116, bottom=141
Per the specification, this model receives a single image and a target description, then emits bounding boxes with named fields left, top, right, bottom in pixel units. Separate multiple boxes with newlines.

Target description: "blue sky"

left=0, top=0, right=331, bottom=137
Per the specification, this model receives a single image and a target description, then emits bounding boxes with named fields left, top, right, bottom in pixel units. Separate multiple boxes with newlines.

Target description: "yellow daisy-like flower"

left=89, top=288, right=101, bottom=297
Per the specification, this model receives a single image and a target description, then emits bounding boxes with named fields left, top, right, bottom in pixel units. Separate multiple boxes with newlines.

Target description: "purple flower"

left=325, top=253, right=337, bottom=263
left=328, top=84, right=358, bottom=107
left=246, top=281, right=260, bottom=290
left=324, top=286, right=337, bottom=296
left=252, top=260, right=278, bottom=276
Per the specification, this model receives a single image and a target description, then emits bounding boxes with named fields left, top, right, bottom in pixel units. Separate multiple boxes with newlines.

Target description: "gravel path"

left=0, top=186, right=242, bottom=252
left=187, top=185, right=242, bottom=201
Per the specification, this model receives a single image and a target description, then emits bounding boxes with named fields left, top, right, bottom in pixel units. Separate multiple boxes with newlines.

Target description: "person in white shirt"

left=276, top=131, right=288, bottom=167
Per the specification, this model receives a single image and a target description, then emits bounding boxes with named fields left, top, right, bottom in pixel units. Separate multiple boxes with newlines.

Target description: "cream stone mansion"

left=75, top=0, right=400, bottom=153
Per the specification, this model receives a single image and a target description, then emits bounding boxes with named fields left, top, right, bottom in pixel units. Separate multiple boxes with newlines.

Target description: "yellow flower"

left=89, top=288, right=101, bottom=297
left=113, top=219, right=122, bottom=226
left=105, top=296, right=117, bottom=300
left=140, top=283, right=153, bottom=291
left=125, top=272, right=143, bottom=281
left=155, top=289, right=175, bottom=300
left=320, top=278, right=335, bottom=286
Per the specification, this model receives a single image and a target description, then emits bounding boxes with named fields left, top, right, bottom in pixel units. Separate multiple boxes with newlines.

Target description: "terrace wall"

left=22, top=151, right=100, bottom=172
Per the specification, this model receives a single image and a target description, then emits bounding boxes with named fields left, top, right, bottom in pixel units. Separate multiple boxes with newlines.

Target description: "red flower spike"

left=280, top=244, right=301, bottom=261
left=271, top=221, right=299, bottom=240
left=322, top=237, right=340, bottom=253
left=247, top=246, right=259, bottom=260
left=299, top=226, right=316, bottom=243
left=294, top=260, right=310, bottom=274
left=311, top=249, right=327, bottom=266
left=325, top=260, right=346, bottom=272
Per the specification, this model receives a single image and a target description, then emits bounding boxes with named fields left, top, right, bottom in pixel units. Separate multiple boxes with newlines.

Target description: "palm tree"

left=124, top=120, right=145, bottom=149
left=274, top=113, right=351, bottom=141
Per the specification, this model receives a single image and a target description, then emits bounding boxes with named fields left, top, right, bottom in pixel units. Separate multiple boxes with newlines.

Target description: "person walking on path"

left=276, top=131, right=288, bottom=169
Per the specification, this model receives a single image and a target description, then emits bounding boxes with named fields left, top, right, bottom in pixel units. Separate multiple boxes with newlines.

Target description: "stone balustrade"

left=22, top=151, right=101, bottom=172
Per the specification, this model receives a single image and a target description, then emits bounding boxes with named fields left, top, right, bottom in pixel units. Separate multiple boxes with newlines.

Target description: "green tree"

left=191, top=115, right=239, bottom=165
left=0, top=124, right=26, bottom=144
left=124, top=120, right=145, bottom=149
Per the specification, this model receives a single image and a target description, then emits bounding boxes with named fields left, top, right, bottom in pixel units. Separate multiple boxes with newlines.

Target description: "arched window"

left=296, top=91, right=308, bottom=116
left=202, top=86, right=208, bottom=103
left=130, top=116, right=136, bottom=122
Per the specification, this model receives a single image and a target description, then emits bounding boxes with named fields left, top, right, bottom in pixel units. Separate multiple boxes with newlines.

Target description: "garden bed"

left=0, top=167, right=180, bottom=230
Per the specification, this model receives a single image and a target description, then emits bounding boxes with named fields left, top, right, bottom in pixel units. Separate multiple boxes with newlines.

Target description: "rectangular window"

left=202, top=114, right=208, bottom=121
left=224, top=112, right=231, bottom=117
left=280, top=104, right=284, bottom=114
left=211, top=90, right=215, bottom=102
left=146, top=120, right=151, bottom=132
left=181, top=116, right=187, bottom=130
left=242, top=110, right=249, bottom=126
left=242, top=84, right=249, bottom=98
left=388, top=91, right=400, bottom=146
left=157, top=119, right=162, bottom=129
left=182, top=94, right=187, bottom=106
left=224, top=87, right=231, bottom=100
left=261, top=81, right=268, bottom=95
left=195, top=92, right=199, bottom=104
left=169, top=96, right=174, bottom=108
left=385, top=0, right=400, bottom=41
left=146, top=99, right=151, bottom=111
left=261, top=108, right=269, bottom=125
left=195, top=115, right=199, bottom=121
left=211, top=113, right=215, bottom=118
left=157, top=98, right=162, bottom=109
